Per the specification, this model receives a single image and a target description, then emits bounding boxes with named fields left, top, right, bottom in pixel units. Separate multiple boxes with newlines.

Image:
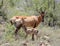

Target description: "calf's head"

left=40, top=11, right=45, bottom=22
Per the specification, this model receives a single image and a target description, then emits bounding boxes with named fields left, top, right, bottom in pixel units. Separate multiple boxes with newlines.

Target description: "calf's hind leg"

left=15, top=24, right=22, bottom=36
left=15, top=28, right=20, bottom=36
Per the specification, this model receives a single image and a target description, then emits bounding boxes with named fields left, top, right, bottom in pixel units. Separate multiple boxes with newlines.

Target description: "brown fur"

left=22, top=18, right=38, bottom=40
left=10, top=12, right=45, bottom=35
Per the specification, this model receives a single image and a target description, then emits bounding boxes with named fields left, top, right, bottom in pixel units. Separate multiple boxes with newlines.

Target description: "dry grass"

left=0, top=23, right=60, bottom=46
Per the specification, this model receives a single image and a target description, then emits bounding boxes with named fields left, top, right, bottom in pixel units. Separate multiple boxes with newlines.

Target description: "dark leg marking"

left=15, top=24, right=22, bottom=36
left=32, top=34, right=34, bottom=41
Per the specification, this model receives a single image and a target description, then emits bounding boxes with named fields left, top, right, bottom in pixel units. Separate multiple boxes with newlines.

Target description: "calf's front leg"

left=32, top=34, right=34, bottom=41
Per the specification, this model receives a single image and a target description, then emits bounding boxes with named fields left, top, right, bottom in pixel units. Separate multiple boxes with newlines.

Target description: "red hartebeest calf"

left=10, top=12, right=45, bottom=40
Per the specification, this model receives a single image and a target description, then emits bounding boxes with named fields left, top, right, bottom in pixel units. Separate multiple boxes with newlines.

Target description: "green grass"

left=0, top=22, right=60, bottom=46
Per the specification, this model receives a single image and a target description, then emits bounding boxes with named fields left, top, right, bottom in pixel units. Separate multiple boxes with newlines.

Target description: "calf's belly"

left=24, top=22, right=34, bottom=28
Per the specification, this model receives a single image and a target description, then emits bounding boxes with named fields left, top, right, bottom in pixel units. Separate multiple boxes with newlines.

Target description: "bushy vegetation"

left=0, top=0, right=60, bottom=27
left=0, top=0, right=60, bottom=46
